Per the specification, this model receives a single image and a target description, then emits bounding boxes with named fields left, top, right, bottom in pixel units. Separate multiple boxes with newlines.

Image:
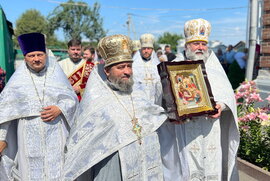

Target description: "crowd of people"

left=215, top=45, right=251, bottom=90
left=0, top=18, right=239, bottom=181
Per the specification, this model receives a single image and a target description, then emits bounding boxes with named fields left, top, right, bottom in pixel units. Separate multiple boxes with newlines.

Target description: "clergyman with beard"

left=63, top=34, right=167, bottom=181
left=83, top=46, right=96, bottom=63
left=132, top=33, right=163, bottom=105
left=158, top=19, right=240, bottom=181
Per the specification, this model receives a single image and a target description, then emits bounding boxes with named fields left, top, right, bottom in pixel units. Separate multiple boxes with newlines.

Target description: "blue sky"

left=1, top=0, right=248, bottom=46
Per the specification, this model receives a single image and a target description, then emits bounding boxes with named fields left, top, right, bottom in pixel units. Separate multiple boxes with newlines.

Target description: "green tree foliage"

left=157, top=32, right=183, bottom=52
left=14, top=9, right=53, bottom=47
left=15, top=9, right=48, bottom=35
left=47, top=0, right=106, bottom=41
left=46, top=38, right=67, bottom=50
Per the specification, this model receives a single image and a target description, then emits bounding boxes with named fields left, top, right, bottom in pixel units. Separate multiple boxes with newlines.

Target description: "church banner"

left=68, top=65, right=83, bottom=87
left=79, top=61, right=95, bottom=90
left=68, top=61, right=95, bottom=101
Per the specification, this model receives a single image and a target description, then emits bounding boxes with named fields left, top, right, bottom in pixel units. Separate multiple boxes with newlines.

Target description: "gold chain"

left=28, top=69, right=47, bottom=110
left=110, top=90, right=134, bottom=119
left=110, top=90, right=142, bottom=144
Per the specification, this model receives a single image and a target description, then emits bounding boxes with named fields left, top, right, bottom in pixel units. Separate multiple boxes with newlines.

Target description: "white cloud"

left=233, top=11, right=245, bottom=15
left=182, top=15, right=192, bottom=18
left=156, top=10, right=170, bottom=14
left=234, top=27, right=241, bottom=31
left=211, top=17, right=246, bottom=25
left=139, top=21, right=144, bottom=25
left=207, top=16, right=247, bottom=45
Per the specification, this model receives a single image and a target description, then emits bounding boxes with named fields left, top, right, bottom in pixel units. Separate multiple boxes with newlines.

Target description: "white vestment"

left=63, top=68, right=167, bottom=181
left=58, top=57, right=85, bottom=77
left=158, top=51, right=240, bottom=181
left=0, top=56, right=78, bottom=181
left=132, top=50, right=162, bottom=105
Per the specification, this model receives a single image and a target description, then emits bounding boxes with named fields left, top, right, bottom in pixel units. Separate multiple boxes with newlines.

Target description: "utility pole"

left=126, top=13, right=137, bottom=40
left=246, top=0, right=258, bottom=80
left=127, top=14, right=131, bottom=38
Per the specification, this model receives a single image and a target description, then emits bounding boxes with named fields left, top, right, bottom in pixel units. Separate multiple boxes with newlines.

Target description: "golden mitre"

left=184, top=18, right=211, bottom=43
left=140, top=33, right=155, bottom=48
left=132, top=40, right=141, bottom=52
left=97, top=34, right=133, bottom=68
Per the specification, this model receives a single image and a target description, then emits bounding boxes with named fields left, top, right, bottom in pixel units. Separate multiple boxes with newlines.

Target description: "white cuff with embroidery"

left=217, top=102, right=227, bottom=111
left=0, top=122, right=10, bottom=141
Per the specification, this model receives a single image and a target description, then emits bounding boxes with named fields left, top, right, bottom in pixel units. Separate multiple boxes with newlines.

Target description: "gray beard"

left=185, top=48, right=209, bottom=62
left=107, top=75, right=134, bottom=94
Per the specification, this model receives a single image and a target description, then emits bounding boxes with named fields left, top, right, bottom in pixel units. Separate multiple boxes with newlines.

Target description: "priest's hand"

left=209, top=104, right=222, bottom=119
left=0, top=140, right=7, bottom=154
left=73, top=85, right=81, bottom=94
left=159, top=57, right=165, bottom=62
left=40, top=105, right=62, bottom=122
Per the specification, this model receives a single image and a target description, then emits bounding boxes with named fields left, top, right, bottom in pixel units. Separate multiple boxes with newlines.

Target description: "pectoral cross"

left=132, top=117, right=142, bottom=145
left=144, top=73, right=154, bottom=86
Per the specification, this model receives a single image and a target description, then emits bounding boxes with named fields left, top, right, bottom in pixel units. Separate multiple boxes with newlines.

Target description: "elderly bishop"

left=158, top=19, right=240, bottom=181
left=0, top=33, right=78, bottom=180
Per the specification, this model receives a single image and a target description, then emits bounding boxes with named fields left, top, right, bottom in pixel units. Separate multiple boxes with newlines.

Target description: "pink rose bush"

left=236, top=80, right=270, bottom=170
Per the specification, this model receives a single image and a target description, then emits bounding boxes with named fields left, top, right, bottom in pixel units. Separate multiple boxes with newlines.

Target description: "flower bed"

left=235, top=80, right=270, bottom=171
